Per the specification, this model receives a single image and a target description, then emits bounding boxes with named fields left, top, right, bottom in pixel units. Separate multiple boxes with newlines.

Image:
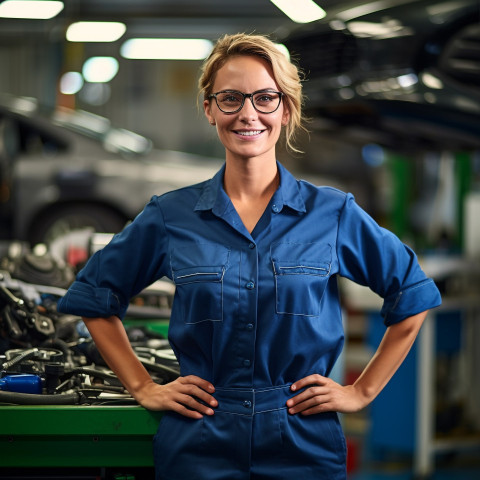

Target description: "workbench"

left=0, top=319, right=169, bottom=479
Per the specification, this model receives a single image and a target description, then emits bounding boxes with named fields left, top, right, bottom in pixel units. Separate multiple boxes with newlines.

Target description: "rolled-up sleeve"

left=337, top=193, right=441, bottom=326
left=57, top=196, right=169, bottom=319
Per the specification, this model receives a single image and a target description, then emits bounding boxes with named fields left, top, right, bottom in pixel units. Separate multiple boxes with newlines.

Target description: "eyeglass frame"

left=207, top=89, right=284, bottom=114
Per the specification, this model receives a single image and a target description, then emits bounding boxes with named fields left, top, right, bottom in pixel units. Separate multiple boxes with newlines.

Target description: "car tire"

left=28, top=203, right=128, bottom=247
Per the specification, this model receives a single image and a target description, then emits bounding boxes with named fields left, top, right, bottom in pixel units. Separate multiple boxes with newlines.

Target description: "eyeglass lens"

left=215, top=91, right=281, bottom=113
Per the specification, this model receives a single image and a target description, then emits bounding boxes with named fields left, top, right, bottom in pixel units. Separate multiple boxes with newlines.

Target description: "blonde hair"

left=199, top=33, right=307, bottom=154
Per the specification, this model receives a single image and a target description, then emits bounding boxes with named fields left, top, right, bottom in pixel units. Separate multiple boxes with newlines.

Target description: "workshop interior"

left=0, top=0, right=479, bottom=479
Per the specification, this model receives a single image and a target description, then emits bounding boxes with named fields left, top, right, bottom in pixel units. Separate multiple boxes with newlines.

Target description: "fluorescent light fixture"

left=60, top=71, right=84, bottom=95
left=270, top=0, right=326, bottom=23
left=121, top=38, right=213, bottom=60
left=0, top=0, right=64, bottom=19
left=397, top=73, right=418, bottom=89
left=82, top=57, right=119, bottom=83
left=347, top=20, right=413, bottom=39
left=421, top=72, right=443, bottom=90
left=66, top=21, right=126, bottom=42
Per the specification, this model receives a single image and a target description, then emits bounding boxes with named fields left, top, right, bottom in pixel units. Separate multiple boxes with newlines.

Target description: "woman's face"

left=204, top=55, right=289, bottom=163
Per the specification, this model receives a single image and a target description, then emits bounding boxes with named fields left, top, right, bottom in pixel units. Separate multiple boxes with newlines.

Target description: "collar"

left=194, top=161, right=306, bottom=215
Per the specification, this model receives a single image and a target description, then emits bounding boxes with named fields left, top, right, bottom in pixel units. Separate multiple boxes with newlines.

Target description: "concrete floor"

left=350, top=469, right=480, bottom=479
left=349, top=458, right=480, bottom=480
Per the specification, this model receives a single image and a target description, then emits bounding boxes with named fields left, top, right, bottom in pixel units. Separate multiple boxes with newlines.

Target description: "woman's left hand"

left=286, top=374, right=368, bottom=415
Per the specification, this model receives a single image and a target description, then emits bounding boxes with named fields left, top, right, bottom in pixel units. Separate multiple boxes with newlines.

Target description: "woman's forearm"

left=82, top=316, right=154, bottom=396
left=287, top=310, right=430, bottom=415
left=82, top=316, right=218, bottom=416
left=353, top=310, right=428, bottom=404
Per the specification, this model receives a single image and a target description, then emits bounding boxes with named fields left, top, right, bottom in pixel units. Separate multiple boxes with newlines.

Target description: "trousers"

left=153, top=384, right=347, bottom=479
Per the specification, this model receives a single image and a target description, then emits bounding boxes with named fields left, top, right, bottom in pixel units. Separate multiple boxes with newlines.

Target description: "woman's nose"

left=238, top=97, right=258, bottom=122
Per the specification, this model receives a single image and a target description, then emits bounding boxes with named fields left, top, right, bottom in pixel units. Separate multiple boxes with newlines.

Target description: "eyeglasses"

left=208, top=89, right=284, bottom=114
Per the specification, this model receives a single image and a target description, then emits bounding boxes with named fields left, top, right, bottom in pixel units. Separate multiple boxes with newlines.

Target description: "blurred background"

left=0, top=1, right=479, bottom=479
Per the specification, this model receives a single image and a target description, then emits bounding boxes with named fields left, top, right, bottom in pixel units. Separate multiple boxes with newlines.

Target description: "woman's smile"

left=233, top=129, right=265, bottom=138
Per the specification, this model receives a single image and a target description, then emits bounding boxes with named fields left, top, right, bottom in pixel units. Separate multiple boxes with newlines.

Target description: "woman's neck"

left=223, top=156, right=279, bottom=202
left=222, top=156, right=279, bottom=234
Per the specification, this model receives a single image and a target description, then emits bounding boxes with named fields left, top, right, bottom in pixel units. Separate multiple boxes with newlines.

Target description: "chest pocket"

left=171, top=243, right=230, bottom=324
left=271, top=242, right=331, bottom=317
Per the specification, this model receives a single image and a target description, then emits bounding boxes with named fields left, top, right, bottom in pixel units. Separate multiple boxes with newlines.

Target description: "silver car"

left=0, top=95, right=222, bottom=246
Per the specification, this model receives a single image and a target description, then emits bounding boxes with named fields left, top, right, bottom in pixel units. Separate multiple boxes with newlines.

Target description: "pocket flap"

left=271, top=242, right=332, bottom=277
left=173, top=266, right=225, bottom=284
left=273, top=262, right=330, bottom=276
left=170, top=242, right=229, bottom=286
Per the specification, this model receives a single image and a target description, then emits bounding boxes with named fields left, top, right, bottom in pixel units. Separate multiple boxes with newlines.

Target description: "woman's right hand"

left=80, top=317, right=217, bottom=419
left=133, top=375, right=218, bottom=419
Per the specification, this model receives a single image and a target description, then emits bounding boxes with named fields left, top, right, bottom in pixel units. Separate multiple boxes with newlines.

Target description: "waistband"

left=212, top=384, right=293, bottom=416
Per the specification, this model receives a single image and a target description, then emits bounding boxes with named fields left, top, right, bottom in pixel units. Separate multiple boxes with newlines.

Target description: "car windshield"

left=52, top=108, right=152, bottom=156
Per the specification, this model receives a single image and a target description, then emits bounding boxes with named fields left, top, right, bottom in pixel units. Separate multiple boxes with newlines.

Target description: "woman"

left=58, top=33, right=441, bottom=479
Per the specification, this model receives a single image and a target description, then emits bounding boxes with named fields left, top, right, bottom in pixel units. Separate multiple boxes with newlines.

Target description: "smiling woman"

left=202, top=54, right=289, bottom=168
left=57, top=32, right=441, bottom=480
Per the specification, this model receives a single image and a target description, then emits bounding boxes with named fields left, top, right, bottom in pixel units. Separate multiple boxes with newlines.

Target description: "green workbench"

left=0, top=405, right=163, bottom=467
left=0, top=319, right=169, bottom=472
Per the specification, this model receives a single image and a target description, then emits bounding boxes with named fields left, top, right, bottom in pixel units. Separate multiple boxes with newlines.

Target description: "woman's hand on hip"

left=134, top=375, right=217, bottom=419
left=286, top=374, right=369, bottom=415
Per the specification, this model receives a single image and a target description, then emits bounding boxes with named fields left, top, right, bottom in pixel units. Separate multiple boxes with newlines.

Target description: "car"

left=0, top=94, right=223, bottom=246
left=280, top=0, right=480, bottom=153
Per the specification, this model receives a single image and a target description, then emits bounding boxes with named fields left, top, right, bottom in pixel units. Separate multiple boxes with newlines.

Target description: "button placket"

left=235, top=238, right=258, bottom=383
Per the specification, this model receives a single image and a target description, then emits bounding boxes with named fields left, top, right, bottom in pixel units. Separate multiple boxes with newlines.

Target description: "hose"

left=138, top=358, right=180, bottom=379
left=0, top=390, right=82, bottom=405
left=40, top=338, right=72, bottom=363
left=2, top=348, right=38, bottom=370
left=65, top=367, right=122, bottom=384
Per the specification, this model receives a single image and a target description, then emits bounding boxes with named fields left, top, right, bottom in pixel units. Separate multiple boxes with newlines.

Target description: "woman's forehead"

left=213, top=55, right=278, bottom=91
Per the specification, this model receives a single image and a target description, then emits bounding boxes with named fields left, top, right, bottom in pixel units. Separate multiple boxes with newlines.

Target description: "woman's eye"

left=255, top=94, right=276, bottom=104
left=220, top=94, right=241, bottom=103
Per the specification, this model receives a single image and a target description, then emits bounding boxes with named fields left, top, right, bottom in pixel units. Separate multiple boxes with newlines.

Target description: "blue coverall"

left=58, top=161, right=442, bottom=479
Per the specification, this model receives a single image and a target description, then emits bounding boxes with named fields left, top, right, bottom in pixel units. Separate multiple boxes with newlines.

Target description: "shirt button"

left=272, top=204, right=280, bottom=213
left=243, top=400, right=252, bottom=408
left=243, top=359, right=251, bottom=367
left=246, top=323, right=254, bottom=330
left=248, top=243, right=255, bottom=249
left=245, top=281, right=255, bottom=290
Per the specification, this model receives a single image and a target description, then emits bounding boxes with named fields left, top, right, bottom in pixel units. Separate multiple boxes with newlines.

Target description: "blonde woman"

left=59, top=33, right=441, bottom=479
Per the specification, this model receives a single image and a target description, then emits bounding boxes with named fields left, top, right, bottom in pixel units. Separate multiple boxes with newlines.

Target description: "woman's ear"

left=204, top=99, right=216, bottom=125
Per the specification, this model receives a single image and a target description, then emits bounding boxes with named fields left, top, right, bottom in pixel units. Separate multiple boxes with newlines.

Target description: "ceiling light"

left=421, top=72, right=444, bottom=90
left=82, top=57, right=119, bottom=83
left=59, top=72, right=84, bottom=95
left=120, top=38, right=213, bottom=60
left=270, top=0, right=326, bottom=23
left=0, top=0, right=64, bottom=19
left=347, top=20, right=413, bottom=39
left=397, top=73, right=418, bottom=89
left=66, top=22, right=126, bottom=42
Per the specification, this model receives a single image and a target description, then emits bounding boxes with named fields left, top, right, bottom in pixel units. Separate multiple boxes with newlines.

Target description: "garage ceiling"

left=0, top=0, right=350, bottom=44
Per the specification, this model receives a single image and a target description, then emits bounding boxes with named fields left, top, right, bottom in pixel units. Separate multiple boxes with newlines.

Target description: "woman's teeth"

left=237, top=130, right=262, bottom=136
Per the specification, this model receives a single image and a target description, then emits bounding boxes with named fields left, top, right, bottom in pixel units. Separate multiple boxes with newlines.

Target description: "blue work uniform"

left=58, top=161, right=441, bottom=480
